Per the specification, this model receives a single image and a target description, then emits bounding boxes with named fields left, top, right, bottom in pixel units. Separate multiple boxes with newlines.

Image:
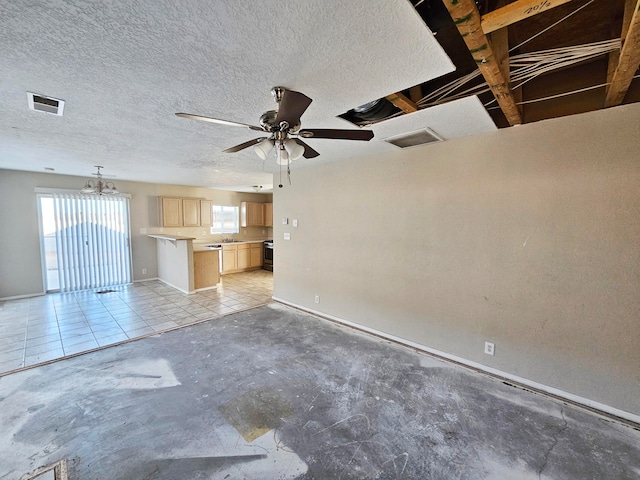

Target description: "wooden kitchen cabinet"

left=193, top=250, right=220, bottom=290
left=237, top=244, right=251, bottom=269
left=240, top=202, right=265, bottom=227
left=250, top=243, right=263, bottom=267
left=200, top=200, right=213, bottom=227
left=162, top=197, right=183, bottom=227
left=221, top=244, right=237, bottom=274
left=221, top=241, right=264, bottom=274
left=161, top=197, right=213, bottom=227
left=264, top=203, right=273, bottom=227
left=182, top=198, right=200, bottom=227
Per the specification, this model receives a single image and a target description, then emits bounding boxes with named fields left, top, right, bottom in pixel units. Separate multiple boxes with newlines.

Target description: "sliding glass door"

left=38, top=193, right=132, bottom=292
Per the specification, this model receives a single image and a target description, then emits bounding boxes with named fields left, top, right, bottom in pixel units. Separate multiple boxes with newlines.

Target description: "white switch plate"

left=315, top=295, right=320, bottom=303
left=282, top=217, right=288, bottom=225
left=292, top=219, right=298, bottom=227
left=140, top=227, right=147, bottom=234
left=284, top=232, right=291, bottom=240
left=484, top=342, right=495, bottom=356
left=142, top=268, right=147, bottom=275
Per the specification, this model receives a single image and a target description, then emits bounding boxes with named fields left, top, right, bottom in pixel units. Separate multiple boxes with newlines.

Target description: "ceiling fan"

left=175, top=87, right=374, bottom=165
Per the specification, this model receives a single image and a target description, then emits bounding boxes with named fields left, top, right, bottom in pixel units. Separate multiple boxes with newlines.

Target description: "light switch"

left=284, top=232, right=291, bottom=240
left=282, top=217, right=288, bottom=225
left=292, top=219, right=298, bottom=227
left=140, top=228, right=147, bottom=234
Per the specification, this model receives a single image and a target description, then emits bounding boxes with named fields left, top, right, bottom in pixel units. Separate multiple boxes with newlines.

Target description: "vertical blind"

left=51, top=193, right=132, bottom=292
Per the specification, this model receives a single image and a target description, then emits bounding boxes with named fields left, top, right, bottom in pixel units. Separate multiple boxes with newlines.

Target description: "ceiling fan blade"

left=176, top=113, right=263, bottom=132
left=293, top=139, right=320, bottom=158
left=223, top=137, right=269, bottom=153
left=275, top=90, right=312, bottom=126
left=298, top=128, right=374, bottom=141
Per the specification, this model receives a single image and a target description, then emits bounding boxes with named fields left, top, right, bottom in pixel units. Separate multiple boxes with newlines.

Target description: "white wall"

left=273, top=103, right=640, bottom=418
left=0, top=170, right=272, bottom=298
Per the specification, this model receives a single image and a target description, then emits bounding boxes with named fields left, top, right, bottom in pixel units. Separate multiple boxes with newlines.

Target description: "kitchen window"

left=211, top=205, right=239, bottom=234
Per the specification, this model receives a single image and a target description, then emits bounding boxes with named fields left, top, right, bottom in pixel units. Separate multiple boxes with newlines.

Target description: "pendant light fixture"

left=80, top=166, right=119, bottom=195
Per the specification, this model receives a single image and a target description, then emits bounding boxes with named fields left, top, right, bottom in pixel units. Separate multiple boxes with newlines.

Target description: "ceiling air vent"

left=384, top=127, right=443, bottom=149
left=27, top=92, right=65, bottom=116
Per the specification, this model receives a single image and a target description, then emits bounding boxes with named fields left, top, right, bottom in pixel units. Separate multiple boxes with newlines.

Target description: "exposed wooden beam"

left=442, top=0, right=523, bottom=125
left=385, top=92, right=418, bottom=113
left=481, top=0, right=573, bottom=34
left=605, top=0, right=640, bottom=106
left=409, top=85, right=423, bottom=104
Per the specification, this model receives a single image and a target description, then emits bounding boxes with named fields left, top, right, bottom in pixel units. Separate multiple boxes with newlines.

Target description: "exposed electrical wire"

left=415, top=39, right=620, bottom=109
left=485, top=73, right=640, bottom=109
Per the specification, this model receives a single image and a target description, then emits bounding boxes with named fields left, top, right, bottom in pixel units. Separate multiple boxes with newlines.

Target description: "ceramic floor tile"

left=25, top=340, right=64, bottom=356
left=124, top=326, right=155, bottom=338
left=0, top=271, right=272, bottom=374
left=24, top=349, right=66, bottom=367
left=0, top=349, right=24, bottom=364
left=0, top=358, right=24, bottom=373
left=63, top=333, right=98, bottom=348
left=150, top=321, right=179, bottom=332
left=27, top=323, right=60, bottom=339
left=96, top=333, right=129, bottom=347
left=25, top=333, right=61, bottom=347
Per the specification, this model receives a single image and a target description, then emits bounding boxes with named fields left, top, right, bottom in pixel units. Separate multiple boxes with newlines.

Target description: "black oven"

left=263, top=240, right=273, bottom=271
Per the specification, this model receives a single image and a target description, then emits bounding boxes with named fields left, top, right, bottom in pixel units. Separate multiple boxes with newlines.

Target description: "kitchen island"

left=149, top=234, right=221, bottom=294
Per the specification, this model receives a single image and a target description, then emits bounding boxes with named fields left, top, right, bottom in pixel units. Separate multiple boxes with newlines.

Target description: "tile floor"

left=0, top=270, right=273, bottom=375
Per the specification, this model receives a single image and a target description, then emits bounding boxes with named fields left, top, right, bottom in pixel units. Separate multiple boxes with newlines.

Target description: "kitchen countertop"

left=193, top=240, right=265, bottom=252
left=148, top=234, right=196, bottom=241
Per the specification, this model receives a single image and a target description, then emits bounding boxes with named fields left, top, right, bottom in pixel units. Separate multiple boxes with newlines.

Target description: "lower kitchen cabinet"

left=221, top=245, right=237, bottom=274
left=221, top=241, right=263, bottom=274
left=193, top=250, right=220, bottom=290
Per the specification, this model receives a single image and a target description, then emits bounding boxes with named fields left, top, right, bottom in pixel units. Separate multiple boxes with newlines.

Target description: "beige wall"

left=273, top=103, right=640, bottom=417
left=0, top=170, right=272, bottom=298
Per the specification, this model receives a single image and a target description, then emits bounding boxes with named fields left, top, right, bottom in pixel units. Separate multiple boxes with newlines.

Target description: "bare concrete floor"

left=1, top=303, right=639, bottom=479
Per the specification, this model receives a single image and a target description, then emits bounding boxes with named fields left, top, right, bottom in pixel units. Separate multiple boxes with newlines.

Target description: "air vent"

left=384, top=128, right=443, bottom=149
left=27, top=92, right=65, bottom=116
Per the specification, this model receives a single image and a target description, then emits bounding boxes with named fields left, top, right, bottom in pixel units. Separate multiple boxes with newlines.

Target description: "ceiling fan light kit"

left=176, top=87, right=375, bottom=178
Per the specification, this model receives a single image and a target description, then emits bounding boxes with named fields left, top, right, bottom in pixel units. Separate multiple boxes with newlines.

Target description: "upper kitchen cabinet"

left=264, top=203, right=273, bottom=227
left=182, top=198, right=200, bottom=227
left=240, top=202, right=266, bottom=227
left=161, top=197, right=183, bottom=227
left=200, top=200, right=213, bottom=227
left=161, top=197, right=213, bottom=227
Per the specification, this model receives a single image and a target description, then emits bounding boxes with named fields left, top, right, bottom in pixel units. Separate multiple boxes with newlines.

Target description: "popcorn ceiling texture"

left=0, top=0, right=496, bottom=189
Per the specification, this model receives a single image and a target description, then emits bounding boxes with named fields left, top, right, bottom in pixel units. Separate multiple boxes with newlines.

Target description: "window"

left=37, top=193, right=132, bottom=292
left=211, top=205, right=239, bottom=234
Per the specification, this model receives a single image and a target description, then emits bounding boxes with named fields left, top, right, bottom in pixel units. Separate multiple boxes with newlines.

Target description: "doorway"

left=38, top=193, right=132, bottom=292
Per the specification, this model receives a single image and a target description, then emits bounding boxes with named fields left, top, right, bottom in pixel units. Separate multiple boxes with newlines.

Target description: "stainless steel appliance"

left=263, top=240, right=273, bottom=271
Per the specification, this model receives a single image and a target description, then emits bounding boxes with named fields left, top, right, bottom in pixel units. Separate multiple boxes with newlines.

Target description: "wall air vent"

left=27, top=92, right=65, bottom=116
left=384, top=127, right=443, bottom=149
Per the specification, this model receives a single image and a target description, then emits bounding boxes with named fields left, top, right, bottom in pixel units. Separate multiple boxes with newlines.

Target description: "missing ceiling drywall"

left=384, top=128, right=443, bottom=149
left=338, top=98, right=401, bottom=126
left=27, top=92, right=65, bottom=116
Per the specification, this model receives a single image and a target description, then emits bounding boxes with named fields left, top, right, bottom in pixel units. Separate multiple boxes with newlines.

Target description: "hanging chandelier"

left=80, top=166, right=119, bottom=195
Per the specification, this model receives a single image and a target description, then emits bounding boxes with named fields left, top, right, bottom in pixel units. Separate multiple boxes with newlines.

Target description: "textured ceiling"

left=0, top=0, right=497, bottom=190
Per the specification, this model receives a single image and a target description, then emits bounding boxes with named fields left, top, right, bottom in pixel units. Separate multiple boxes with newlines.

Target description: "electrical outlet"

left=315, top=295, right=320, bottom=304
left=284, top=232, right=291, bottom=240
left=142, top=268, right=147, bottom=275
left=140, top=227, right=147, bottom=234
left=484, top=342, right=495, bottom=356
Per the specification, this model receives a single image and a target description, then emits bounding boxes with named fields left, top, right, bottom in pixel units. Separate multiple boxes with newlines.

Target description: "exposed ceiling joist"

left=481, top=0, right=573, bottom=34
left=385, top=92, right=419, bottom=113
left=442, top=0, right=523, bottom=125
left=605, top=0, right=640, bottom=107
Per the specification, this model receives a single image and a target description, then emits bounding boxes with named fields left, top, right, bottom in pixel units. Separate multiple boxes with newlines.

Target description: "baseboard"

left=156, top=278, right=192, bottom=295
left=0, top=292, right=46, bottom=301
left=273, top=297, right=640, bottom=427
left=133, top=277, right=159, bottom=283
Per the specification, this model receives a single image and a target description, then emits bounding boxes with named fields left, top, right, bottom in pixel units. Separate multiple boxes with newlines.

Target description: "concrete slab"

left=1, top=303, right=639, bottom=479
